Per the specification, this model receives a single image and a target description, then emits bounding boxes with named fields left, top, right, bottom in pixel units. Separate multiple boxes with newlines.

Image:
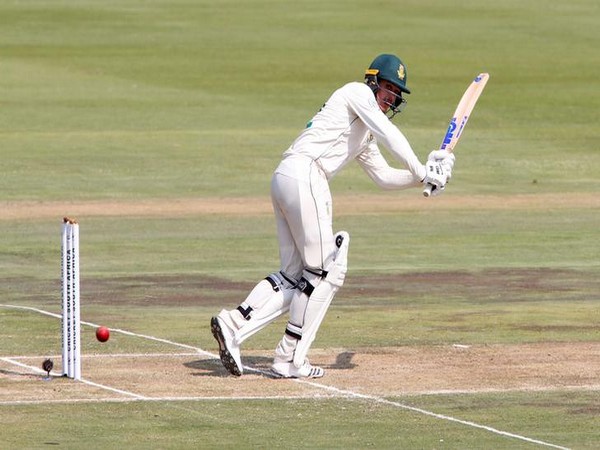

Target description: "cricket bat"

left=423, top=72, right=490, bottom=197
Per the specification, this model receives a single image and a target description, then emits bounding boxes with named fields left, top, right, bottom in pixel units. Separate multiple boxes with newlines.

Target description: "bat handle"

left=422, top=183, right=434, bottom=197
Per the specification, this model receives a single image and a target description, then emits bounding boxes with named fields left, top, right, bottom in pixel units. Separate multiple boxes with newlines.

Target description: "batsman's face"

left=376, top=80, right=403, bottom=113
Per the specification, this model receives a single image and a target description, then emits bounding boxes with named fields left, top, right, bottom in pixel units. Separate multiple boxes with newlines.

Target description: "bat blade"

left=423, top=73, right=489, bottom=197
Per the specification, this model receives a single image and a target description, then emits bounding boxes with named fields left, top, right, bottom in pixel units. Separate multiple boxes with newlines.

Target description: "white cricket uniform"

left=271, top=81, right=426, bottom=279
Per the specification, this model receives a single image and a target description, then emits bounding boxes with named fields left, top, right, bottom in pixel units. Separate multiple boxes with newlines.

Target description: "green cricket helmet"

left=365, top=53, right=411, bottom=94
left=365, top=54, right=410, bottom=118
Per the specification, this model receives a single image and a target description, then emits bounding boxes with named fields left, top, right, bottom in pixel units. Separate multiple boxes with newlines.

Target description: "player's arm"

left=355, top=143, right=421, bottom=190
left=347, top=84, right=426, bottom=181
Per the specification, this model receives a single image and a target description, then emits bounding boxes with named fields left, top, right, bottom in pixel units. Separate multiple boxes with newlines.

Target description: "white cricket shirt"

left=278, top=81, right=426, bottom=188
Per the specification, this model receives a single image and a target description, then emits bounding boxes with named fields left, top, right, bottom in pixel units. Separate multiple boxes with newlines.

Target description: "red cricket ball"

left=96, top=326, right=110, bottom=342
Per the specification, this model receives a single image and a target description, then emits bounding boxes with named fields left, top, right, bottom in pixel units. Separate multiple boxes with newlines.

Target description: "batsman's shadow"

left=184, top=355, right=273, bottom=377
left=184, top=351, right=357, bottom=377
left=326, top=351, right=357, bottom=370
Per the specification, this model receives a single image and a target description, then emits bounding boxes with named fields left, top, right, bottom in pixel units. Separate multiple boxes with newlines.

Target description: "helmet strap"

left=365, top=77, right=406, bottom=120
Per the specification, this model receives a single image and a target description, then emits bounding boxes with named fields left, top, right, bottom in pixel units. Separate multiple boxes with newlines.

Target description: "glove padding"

left=423, top=150, right=456, bottom=197
left=423, top=159, right=451, bottom=186
left=428, top=149, right=453, bottom=162
left=423, top=159, right=452, bottom=197
left=428, top=150, right=456, bottom=179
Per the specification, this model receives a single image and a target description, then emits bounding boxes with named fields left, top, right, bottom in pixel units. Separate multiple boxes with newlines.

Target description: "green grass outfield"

left=1, top=0, right=599, bottom=449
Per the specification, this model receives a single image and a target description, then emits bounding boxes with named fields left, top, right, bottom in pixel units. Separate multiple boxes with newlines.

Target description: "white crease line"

left=407, top=385, right=600, bottom=396
left=296, top=379, right=571, bottom=450
left=0, top=357, right=53, bottom=376
left=5, top=351, right=599, bottom=398
left=2, top=304, right=63, bottom=320
left=77, top=378, right=147, bottom=399
left=0, top=397, right=143, bottom=406
left=1, top=304, right=572, bottom=449
left=0, top=304, right=215, bottom=358
left=0, top=394, right=341, bottom=406
left=10, top=352, right=200, bottom=360
left=1, top=357, right=146, bottom=399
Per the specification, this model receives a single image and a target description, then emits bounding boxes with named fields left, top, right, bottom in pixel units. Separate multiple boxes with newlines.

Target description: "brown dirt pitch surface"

left=2, top=342, right=599, bottom=404
left=2, top=192, right=599, bottom=404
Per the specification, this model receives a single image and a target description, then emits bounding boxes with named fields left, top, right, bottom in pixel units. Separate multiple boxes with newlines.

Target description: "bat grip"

left=422, top=183, right=434, bottom=197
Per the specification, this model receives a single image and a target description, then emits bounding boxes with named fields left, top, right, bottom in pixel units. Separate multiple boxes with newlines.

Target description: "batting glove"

left=424, top=159, right=451, bottom=187
left=428, top=150, right=455, bottom=181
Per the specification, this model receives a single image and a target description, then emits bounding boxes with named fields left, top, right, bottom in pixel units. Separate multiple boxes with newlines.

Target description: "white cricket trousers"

left=271, top=155, right=336, bottom=280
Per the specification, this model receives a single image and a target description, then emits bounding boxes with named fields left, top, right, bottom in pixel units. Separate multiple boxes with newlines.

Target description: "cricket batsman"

left=211, top=53, right=455, bottom=378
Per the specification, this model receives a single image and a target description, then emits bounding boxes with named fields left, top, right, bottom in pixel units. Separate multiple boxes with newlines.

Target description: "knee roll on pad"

left=237, top=271, right=297, bottom=320
left=233, top=271, right=297, bottom=346
left=293, top=231, right=350, bottom=298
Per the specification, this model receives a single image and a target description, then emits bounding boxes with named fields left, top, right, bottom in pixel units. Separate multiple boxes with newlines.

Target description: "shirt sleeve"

left=356, top=141, right=422, bottom=190
left=347, top=84, right=426, bottom=181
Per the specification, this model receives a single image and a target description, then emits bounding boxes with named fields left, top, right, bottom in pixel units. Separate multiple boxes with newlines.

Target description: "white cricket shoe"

left=271, top=360, right=324, bottom=379
left=210, top=315, right=243, bottom=376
